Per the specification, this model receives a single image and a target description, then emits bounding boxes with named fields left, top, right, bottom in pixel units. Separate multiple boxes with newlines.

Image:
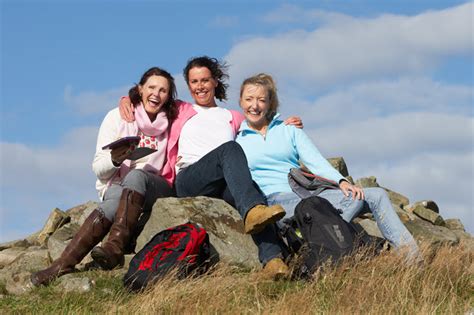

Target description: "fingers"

left=284, top=116, right=304, bottom=129
left=111, top=144, right=135, bottom=164
left=340, top=181, right=364, bottom=200
left=351, top=186, right=364, bottom=200
left=341, top=186, right=349, bottom=197
left=119, top=99, right=136, bottom=122
left=125, top=106, right=135, bottom=122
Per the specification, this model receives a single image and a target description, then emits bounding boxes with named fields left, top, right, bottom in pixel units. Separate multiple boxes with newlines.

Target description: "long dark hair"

left=129, top=67, right=178, bottom=121
left=183, top=56, right=229, bottom=101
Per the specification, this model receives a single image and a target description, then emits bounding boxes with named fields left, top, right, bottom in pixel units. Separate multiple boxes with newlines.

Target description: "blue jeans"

left=267, top=187, right=419, bottom=258
left=100, top=169, right=174, bottom=222
left=175, top=141, right=284, bottom=264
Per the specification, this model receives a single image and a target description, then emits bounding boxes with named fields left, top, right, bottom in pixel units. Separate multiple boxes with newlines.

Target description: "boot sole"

left=245, top=210, right=286, bottom=234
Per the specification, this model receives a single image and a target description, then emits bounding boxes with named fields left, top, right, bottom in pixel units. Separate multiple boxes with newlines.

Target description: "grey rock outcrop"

left=137, top=197, right=260, bottom=269
left=0, top=156, right=472, bottom=296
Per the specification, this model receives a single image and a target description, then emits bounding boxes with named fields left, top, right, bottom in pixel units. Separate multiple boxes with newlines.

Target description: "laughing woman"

left=31, top=67, right=177, bottom=286
left=235, top=73, right=420, bottom=263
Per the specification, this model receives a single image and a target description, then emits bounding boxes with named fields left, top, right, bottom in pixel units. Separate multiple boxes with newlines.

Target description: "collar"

left=239, top=112, right=281, bottom=135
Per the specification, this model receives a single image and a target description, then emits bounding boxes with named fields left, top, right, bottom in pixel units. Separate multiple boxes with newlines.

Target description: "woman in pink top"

left=119, top=56, right=302, bottom=278
left=31, top=67, right=178, bottom=286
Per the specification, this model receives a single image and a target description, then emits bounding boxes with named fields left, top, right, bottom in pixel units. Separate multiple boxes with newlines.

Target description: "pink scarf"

left=117, top=104, right=169, bottom=179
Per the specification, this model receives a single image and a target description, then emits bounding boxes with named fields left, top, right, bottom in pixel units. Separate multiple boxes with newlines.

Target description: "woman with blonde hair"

left=236, top=73, right=420, bottom=264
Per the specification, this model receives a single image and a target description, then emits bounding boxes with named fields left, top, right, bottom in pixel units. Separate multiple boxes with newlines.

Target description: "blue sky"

left=1, top=0, right=472, bottom=242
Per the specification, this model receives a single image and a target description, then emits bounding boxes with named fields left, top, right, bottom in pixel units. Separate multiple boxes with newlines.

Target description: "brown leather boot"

left=91, top=188, right=145, bottom=270
left=261, top=257, right=290, bottom=280
left=30, top=209, right=112, bottom=286
left=244, top=204, right=286, bottom=234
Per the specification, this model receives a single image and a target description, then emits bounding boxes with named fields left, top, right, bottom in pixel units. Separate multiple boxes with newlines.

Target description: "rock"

left=48, top=223, right=80, bottom=261
left=405, top=200, right=440, bottom=214
left=56, top=275, right=93, bottom=293
left=412, top=206, right=445, bottom=226
left=37, top=208, right=70, bottom=246
left=123, top=254, right=134, bottom=269
left=75, top=201, right=98, bottom=226
left=137, top=197, right=260, bottom=269
left=0, top=249, right=49, bottom=284
left=392, top=205, right=417, bottom=223
left=5, top=271, right=34, bottom=296
left=444, top=218, right=465, bottom=231
left=404, top=220, right=458, bottom=246
left=451, top=230, right=474, bottom=252
left=355, top=176, right=379, bottom=188
left=0, top=239, right=30, bottom=251
left=327, top=157, right=349, bottom=177
left=357, top=219, right=383, bottom=238
left=25, top=232, right=41, bottom=247
left=67, top=201, right=99, bottom=226
left=0, top=248, right=26, bottom=268
left=383, top=188, right=409, bottom=208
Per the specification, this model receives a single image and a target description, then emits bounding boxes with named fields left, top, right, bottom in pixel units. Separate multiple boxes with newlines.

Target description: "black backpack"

left=123, top=222, right=210, bottom=292
left=280, top=196, right=385, bottom=279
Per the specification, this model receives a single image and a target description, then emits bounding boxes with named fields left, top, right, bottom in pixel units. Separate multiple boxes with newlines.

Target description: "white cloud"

left=289, top=77, right=473, bottom=233
left=2, top=2, right=473, bottom=243
left=221, top=0, right=473, bottom=235
left=64, top=85, right=128, bottom=115
left=225, top=2, right=473, bottom=92
left=0, top=126, right=99, bottom=242
left=352, top=152, right=474, bottom=233
left=307, top=112, right=472, bottom=163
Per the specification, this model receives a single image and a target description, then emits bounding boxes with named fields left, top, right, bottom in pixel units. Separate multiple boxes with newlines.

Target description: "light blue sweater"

left=236, top=114, right=344, bottom=196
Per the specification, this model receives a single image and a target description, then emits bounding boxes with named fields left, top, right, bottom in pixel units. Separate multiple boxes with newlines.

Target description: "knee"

left=221, top=141, right=244, bottom=155
left=363, top=187, right=394, bottom=214
left=364, top=187, right=388, bottom=201
left=122, top=169, right=147, bottom=188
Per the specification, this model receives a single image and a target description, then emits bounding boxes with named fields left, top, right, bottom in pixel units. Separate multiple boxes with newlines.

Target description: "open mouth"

left=148, top=98, right=161, bottom=107
left=195, top=90, right=208, bottom=98
left=247, top=109, right=263, bottom=116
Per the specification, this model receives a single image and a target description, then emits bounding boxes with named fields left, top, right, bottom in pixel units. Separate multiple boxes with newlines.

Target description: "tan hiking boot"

left=262, top=258, right=290, bottom=280
left=244, top=204, right=286, bottom=234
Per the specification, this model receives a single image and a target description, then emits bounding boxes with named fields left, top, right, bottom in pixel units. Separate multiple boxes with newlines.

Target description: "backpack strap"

left=288, top=168, right=339, bottom=198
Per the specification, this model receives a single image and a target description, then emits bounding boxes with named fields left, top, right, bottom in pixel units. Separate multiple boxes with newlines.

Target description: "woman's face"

left=139, top=75, right=170, bottom=116
left=240, top=84, right=271, bottom=130
left=187, top=66, right=218, bottom=107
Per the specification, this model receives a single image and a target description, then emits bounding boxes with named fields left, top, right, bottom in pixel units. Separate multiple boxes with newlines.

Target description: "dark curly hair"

left=129, top=67, right=178, bottom=121
left=183, top=56, right=229, bottom=101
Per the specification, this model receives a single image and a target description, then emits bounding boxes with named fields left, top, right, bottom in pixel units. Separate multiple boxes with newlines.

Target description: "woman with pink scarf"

left=31, top=67, right=177, bottom=286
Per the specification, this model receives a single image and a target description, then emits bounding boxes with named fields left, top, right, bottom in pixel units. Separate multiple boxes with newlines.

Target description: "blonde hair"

left=240, top=73, right=279, bottom=119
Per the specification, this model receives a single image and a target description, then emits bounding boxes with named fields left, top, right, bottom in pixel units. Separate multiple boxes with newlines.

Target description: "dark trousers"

left=175, top=141, right=264, bottom=217
left=175, top=141, right=285, bottom=264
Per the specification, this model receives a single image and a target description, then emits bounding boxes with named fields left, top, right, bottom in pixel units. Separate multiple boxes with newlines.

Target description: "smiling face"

left=240, top=84, right=271, bottom=131
left=139, top=75, right=170, bottom=117
left=187, top=66, right=218, bottom=107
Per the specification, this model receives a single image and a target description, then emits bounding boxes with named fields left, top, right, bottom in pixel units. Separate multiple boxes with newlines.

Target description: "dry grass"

left=118, top=243, right=473, bottom=314
left=1, top=243, right=472, bottom=314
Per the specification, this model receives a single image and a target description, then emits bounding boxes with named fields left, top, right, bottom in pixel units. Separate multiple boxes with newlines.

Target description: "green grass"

left=0, top=244, right=472, bottom=314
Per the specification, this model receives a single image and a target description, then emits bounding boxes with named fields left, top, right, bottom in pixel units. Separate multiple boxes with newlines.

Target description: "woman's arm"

left=119, top=96, right=135, bottom=123
left=92, top=109, right=122, bottom=180
left=293, top=128, right=364, bottom=199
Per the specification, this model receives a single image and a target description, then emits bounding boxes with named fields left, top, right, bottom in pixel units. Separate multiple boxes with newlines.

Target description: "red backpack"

left=124, top=222, right=210, bottom=292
